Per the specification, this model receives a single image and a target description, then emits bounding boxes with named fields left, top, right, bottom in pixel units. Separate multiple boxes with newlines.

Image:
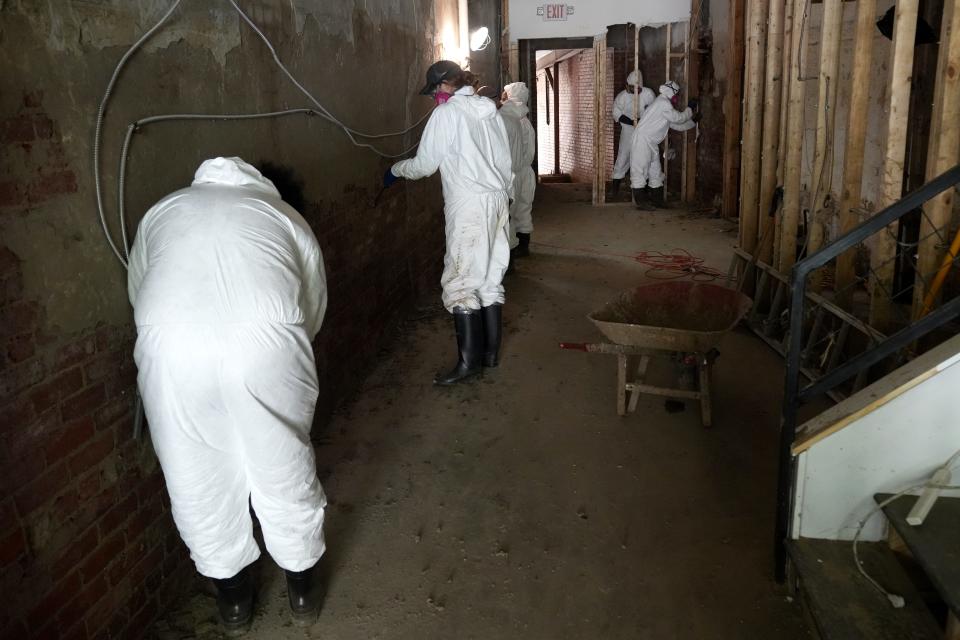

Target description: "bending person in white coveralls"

left=384, top=60, right=513, bottom=386
left=610, top=70, right=655, bottom=198
left=499, top=81, right=537, bottom=259
left=128, top=157, right=327, bottom=633
left=629, top=81, right=700, bottom=211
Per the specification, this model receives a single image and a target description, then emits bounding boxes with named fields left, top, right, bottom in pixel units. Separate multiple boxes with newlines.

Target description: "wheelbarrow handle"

left=559, top=342, right=590, bottom=351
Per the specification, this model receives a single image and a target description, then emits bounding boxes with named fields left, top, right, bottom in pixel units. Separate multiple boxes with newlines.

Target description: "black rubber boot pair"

left=648, top=187, right=665, bottom=208
left=633, top=188, right=654, bottom=211
left=213, top=563, right=322, bottom=633
left=434, top=305, right=502, bottom=385
left=609, top=178, right=622, bottom=198
left=511, top=233, right=531, bottom=258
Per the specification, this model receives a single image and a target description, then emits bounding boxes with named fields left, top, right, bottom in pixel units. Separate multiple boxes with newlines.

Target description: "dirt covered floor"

left=153, top=197, right=813, bottom=639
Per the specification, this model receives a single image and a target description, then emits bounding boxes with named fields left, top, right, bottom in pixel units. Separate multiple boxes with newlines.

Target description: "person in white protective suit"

left=629, top=80, right=700, bottom=210
left=499, top=81, right=537, bottom=259
left=128, top=157, right=327, bottom=632
left=383, top=60, right=513, bottom=385
left=610, top=70, right=655, bottom=198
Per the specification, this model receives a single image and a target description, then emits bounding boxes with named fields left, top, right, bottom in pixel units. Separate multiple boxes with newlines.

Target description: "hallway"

left=155, top=202, right=812, bottom=639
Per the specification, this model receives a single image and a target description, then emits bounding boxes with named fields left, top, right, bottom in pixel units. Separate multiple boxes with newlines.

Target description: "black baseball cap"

left=419, top=60, right=462, bottom=95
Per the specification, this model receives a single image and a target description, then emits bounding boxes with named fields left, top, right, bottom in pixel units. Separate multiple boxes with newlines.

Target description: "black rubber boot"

left=514, top=233, right=530, bottom=258
left=285, top=564, right=322, bottom=626
left=648, top=187, right=665, bottom=209
left=212, top=567, right=254, bottom=635
left=434, top=310, right=483, bottom=385
left=608, top=178, right=622, bottom=198
left=481, top=304, right=502, bottom=368
left=633, top=188, right=654, bottom=211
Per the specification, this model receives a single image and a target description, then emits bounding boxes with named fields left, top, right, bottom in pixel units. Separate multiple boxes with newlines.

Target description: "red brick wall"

left=0, top=96, right=194, bottom=640
left=535, top=50, right=615, bottom=183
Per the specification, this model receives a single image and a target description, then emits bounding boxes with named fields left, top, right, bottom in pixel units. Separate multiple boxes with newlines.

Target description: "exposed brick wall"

left=535, top=50, right=614, bottom=183
left=0, top=241, right=193, bottom=640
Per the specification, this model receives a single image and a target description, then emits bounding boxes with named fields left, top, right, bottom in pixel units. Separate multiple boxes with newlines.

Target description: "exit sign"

left=537, top=4, right=575, bottom=21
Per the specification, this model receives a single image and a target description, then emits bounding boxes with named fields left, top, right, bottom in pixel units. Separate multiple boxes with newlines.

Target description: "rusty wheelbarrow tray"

left=561, top=281, right=753, bottom=426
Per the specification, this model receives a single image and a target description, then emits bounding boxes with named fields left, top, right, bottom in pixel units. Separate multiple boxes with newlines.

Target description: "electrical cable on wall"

left=95, top=0, right=434, bottom=268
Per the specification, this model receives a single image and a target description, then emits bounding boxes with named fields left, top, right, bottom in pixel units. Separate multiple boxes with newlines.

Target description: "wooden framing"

left=773, top=0, right=794, bottom=265
left=684, top=0, right=701, bottom=203
left=758, top=0, right=786, bottom=263
left=913, top=0, right=960, bottom=316
left=777, top=0, right=807, bottom=273
left=870, top=0, right=919, bottom=329
left=722, top=0, right=746, bottom=219
left=592, top=33, right=608, bottom=206
left=834, top=0, right=878, bottom=307
left=739, top=0, right=769, bottom=253
left=806, top=0, right=843, bottom=263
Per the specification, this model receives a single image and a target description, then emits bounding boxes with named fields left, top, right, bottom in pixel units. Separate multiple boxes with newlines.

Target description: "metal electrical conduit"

left=95, top=0, right=433, bottom=268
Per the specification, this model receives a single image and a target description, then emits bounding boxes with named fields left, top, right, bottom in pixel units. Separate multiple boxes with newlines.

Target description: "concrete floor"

left=153, top=199, right=813, bottom=639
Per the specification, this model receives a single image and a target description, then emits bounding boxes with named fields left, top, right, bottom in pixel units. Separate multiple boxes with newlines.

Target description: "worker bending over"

left=384, top=61, right=513, bottom=386
left=128, top=157, right=327, bottom=633
left=499, top=81, right=537, bottom=259
left=610, top=70, right=655, bottom=198
left=629, top=81, right=699, bottom=210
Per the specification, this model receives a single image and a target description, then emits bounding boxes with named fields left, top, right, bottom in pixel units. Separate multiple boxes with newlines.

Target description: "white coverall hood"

left=499, top=92, right=537, bottom=248
left=192, top=157, right=280, bottom=197
left=659, top=81, right=681, bottom=100
left=503, top=82, right=530, bottom=106
left=391, top=85, right=513, bottom=312
left=626, top=70, right=642, bottom=87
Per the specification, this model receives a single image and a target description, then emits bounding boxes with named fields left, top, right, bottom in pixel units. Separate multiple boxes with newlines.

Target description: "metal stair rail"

left=774, top=165, right=960, bottom=581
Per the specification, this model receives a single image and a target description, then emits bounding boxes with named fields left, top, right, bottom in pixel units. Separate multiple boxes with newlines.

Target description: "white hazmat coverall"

left=500, top=82, right=537, bottom=249
left=392, top=86, right=513, bottom=312
left=629, top=88, right=696, bottom=189
left=128, top=157, right=328, bottom=579
left=611, top=71, right=656, bottom=181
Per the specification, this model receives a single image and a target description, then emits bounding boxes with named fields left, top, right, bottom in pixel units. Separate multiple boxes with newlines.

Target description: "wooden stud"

left=723, top=0, right=747, bottom=219
left=835, top=0, right=878, bottom=307
left=593, top=33, right=608, bottom=206
left=778, top=0, right=809, bottom=273
left=685, top=4, right=701, bottom=204
left=870, top=0, right=919, bottom=330
left=807, top=0, right=843, bottom=263
left=665, top=22, right=673, bottom=200
left=739, top=0, right=769, bottom=254
left=698, top=357, right=712, bottom=427
left=774, top=0, right=795, bottom=266
left=617, top=354, right=628, bottom=416
left=758, top=0, right=786, bottom=263
left=913, top=0, right=960, bottom=316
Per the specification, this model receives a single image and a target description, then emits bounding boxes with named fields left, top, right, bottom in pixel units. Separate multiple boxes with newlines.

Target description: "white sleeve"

left=391, top=108, right=452, bottom=180
left=641, top=88, right=656, bottom=110
left=126, top=220, right=150, bottom=308
left=612, top=92, right=624, bottom=122
left=297, top=223, right=327, bottom=341
left=670, top=118, right=697, bottom=132
left=521, top=119, right=536, bottom=167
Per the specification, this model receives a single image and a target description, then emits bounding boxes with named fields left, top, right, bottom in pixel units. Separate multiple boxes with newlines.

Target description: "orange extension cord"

left=530, top=242, right=725, bottom=282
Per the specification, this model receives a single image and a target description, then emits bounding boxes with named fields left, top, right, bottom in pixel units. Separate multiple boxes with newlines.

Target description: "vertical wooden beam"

left=774, top=0, right=795, bottom=266
left=870, top=0, right=919, bottom=329
left=913, top=0, right=960, bottom=316
left=759, top=0, right=786, bottom=263
left=685, top=7, right=700, bottom=203
left=740, top=0, right=769, bottom=254
left=593, top=33, right=608, bottom=206
left=665, top=22, right=673, bottom=200
left=807, top=0, right=844, bottom=262
left=835, top=0, right=878, bottom=307
left=778, top=0, right=808, bottom=273
left=723, top=0, right=747, bottom=219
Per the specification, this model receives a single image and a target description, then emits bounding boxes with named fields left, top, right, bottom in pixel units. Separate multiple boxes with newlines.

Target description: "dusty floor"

left=153, top=198, right=813, bottom=639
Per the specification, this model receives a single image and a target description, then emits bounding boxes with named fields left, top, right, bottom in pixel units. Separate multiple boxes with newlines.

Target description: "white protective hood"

left=192, top=157, right=280, bottom=197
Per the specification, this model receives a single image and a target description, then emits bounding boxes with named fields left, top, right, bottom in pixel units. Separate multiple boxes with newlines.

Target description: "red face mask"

left=670, top=94, right=680, bottom=107
left=434, top=91, right=453, bottom=106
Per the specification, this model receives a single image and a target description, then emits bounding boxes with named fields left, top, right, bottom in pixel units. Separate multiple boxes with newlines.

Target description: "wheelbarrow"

left=560, top=281, right=753, bottom=427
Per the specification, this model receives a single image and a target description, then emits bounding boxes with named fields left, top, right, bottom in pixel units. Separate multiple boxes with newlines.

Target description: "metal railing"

left=774, top=165, right=960, bottom=581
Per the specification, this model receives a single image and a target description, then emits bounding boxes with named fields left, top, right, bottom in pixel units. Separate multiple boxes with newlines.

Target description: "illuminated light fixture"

left=470, top=26, right=491, bottom=51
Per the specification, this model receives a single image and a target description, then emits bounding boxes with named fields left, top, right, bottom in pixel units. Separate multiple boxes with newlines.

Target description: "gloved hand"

left=691, top=111, right=702, bottom=123
left=383, top=168, right=400, bottom=188
left=688, top=97, right=700, bottom=110
left=618, top=114, right=634, bottom=126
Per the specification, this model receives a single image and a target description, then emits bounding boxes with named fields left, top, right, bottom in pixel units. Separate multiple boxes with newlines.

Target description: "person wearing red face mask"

left=382, top=60, right=514, bottom=385
left=628, top=80, right=699, bottom=210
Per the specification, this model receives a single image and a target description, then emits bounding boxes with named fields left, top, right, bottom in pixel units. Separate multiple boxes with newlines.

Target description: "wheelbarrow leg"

left=627, top=355, right=650, bottom=413
left=698, top=355, right=712, bottom=427
left=617, top=354, right=628, bottom=416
